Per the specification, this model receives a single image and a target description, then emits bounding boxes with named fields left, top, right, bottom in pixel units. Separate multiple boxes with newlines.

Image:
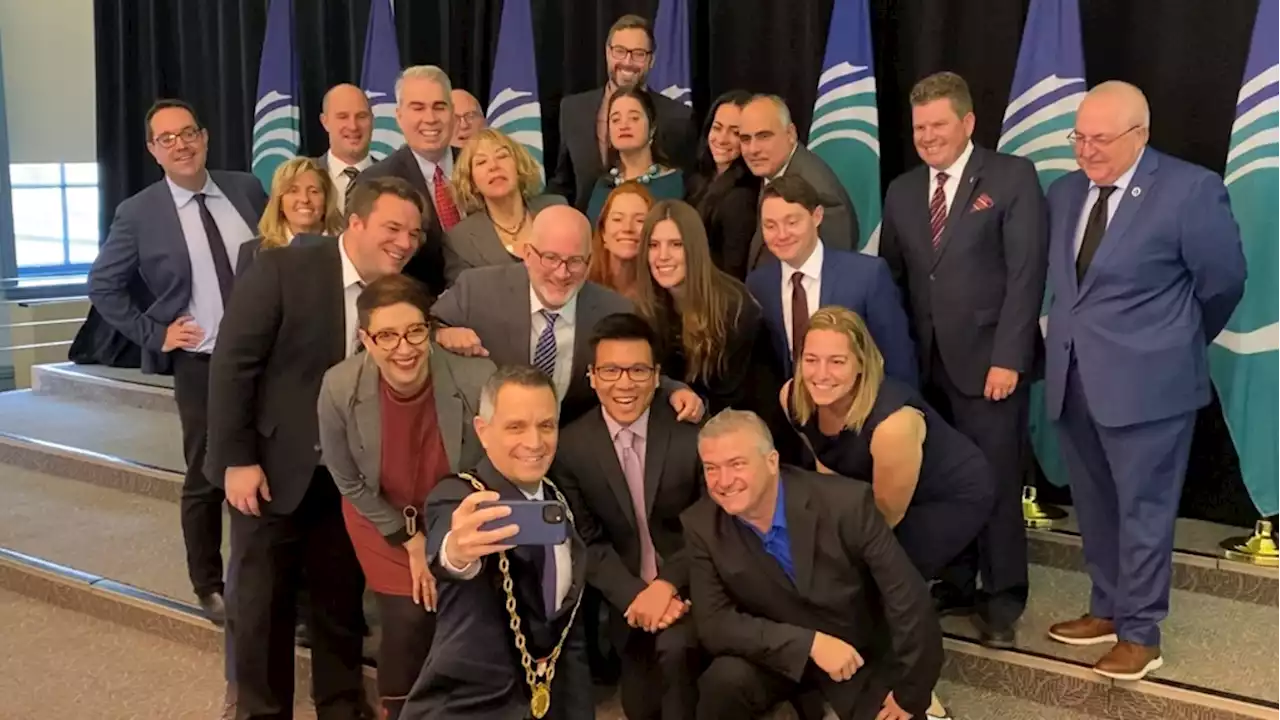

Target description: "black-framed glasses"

left=608, top=45, right=651, bottom=63
left=366, top=324, right=430, bottom=350
left=592, top=364, right=655, bottom=382
left=152, top=127, right=203, bottom=149
left=529, top=247, right=589, bottom=274
left=1066, top=125, right=1141, bottom=149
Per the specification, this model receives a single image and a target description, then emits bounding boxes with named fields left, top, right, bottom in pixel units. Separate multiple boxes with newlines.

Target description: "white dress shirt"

left=1073, top=149, right=1145, bottom=259
left=168, top=175, right=256, bottom=354
left=325, top=151, right=374, bottom=213
left=926, top=140, right=975, bottom=217
left=438, top=481, right=574, bottom=612
left=411, top=149, right=457, bottom=218
left=529, top=286, right=578, bottom=402
left=781, top=240, right=825, bottom=354
left=337, top=235, right=366, bottom=357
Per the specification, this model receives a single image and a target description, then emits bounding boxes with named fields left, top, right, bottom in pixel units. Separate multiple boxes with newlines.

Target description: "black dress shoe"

left=980, top=623, right=1016, bottom=649
left=930, top=584, right=976, bottom=618
left=294, top=620, right=311, bottom=648
left=198, top=591, right=227, bottom=628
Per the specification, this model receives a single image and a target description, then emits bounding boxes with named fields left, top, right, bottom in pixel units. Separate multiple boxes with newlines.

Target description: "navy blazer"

left=1043, top=148, right=1246, bottom=428
left=747, top=248, right=918, bottom=387
left=87, top=171, right=267, bottom=374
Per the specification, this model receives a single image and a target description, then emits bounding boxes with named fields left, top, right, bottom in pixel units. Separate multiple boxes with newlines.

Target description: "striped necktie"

left=533, top=310, right=559, bottom=379
left=930, top=171, right=949, bottom=249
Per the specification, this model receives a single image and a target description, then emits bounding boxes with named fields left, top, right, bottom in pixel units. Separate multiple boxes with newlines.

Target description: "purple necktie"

left=542, top=541, right=557, bottom=615
left=619, top=428, right=659, bottom=582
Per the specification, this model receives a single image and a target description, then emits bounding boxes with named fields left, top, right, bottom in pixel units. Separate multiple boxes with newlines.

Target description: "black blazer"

left=879, top=146, right=1049, bottom=395
left=554, top=389, right=703, bottom=614
left=682, top=468, right=942, bottom=718
left=403, top=459, right=593, bottom=720
left=205, top=237, right=348, bottom=513
left=658, top=290, right=763, bottom=414
left=356, top=145, right=461, bottom=297
left=699, top=179, right=761, bottom=281
left=549, top=87, right=697, bottom=211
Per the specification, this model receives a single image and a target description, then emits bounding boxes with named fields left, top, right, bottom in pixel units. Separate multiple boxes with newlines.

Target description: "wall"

left=0, top=0, right=96, bottom=163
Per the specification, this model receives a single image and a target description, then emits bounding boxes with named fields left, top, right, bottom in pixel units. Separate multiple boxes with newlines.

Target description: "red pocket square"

left=971, top=193, right=994, bottom=212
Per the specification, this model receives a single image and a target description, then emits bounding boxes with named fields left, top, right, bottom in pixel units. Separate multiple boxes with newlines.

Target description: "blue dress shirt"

left=742, top=479, right=795, bottom=583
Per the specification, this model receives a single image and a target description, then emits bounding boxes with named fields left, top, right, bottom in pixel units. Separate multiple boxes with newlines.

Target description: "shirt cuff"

left=438, top=531, right=482, bottom=579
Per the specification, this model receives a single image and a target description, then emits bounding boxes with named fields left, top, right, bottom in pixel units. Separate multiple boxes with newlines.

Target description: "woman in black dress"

left=783, top=305, right=994, bottom=581
left=683, top=90, right=761, bottom=279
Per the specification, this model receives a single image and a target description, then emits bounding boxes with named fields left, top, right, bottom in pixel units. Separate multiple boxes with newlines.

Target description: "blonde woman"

left=235, top=156, right=343, bottom=272
left=442, top=128, right=566, bottom=285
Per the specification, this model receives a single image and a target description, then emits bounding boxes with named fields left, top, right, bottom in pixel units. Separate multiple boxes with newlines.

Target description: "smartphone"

left=477, top=499, right=568, bottom=546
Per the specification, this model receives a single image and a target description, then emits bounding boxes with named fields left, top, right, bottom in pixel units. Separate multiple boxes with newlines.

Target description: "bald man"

left=738, top=94, right=858, bottom=270
left=450, top=89, right=486, bottom=149
left=319, top=83, right=375, bottom=212
left=1043, top=82, right=1245, bottom=680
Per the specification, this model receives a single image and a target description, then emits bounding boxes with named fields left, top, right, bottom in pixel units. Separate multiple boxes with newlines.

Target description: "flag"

left=997, top=0, right=1087, bottom=489
left=251, top=0, right=300, bottom=189
left=649, top=0, right=692, bottom=107
left=360, top=0, right=404, bottom=159
left=1211, top=0, right=1279, bottom=516
left=487, top=0, right=545, bottom=174
left=807, top=0, right=881, bottom=253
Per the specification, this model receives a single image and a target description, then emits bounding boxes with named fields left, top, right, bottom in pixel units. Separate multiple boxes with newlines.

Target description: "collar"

left=1091, top=147, right=1145, bottom=194
left=166, top=172, right=219, bottom=208
left=784, top=238, right=825, bottom=278
left=520, top=483, right=545, bottom=501
left=337, top=234, right=366, bottom=289
left=769, top=143, right=800, bottom=182
left=743, top=476, right=788, bottom=537
left=928, top=140, right=974, bottom=185
left=602, top=406, right=651, bottom=444
left=529, top=283, right=579, bottom=326
left=410, top=147, right=453, bottom=182
left=327, top=150, right=373, bottom=175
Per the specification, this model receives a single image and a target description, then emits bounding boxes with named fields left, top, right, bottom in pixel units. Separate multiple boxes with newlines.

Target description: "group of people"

left=84, top=11, right=1246, bottom=720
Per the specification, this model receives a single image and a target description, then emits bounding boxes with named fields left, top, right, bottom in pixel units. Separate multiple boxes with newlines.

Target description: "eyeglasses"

left=592, top=364, right=655, bottom=382
left=366, top=324, right=430, bottom=350
left=1067, top=125, right=1142, bottom=150
left=152, top=127, right=203, bottom=149
left=608, top=45, right=652, bottom=63
left=457, top=111, right=483, bottom=124
left=529, top=247, right=589, bottom=274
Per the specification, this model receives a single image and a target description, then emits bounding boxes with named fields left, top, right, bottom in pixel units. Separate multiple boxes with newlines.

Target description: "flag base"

left=1022, top=485, right=1068, bottom=529
left=1220, top=520, right=1279, bottom=567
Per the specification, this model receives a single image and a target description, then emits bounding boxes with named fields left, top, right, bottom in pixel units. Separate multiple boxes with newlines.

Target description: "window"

left=10, top=162, right=99, bottom=276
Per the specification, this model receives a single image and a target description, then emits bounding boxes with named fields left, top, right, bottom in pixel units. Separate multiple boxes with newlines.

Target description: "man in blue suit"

left=1043, top=81, right=1245, bottom=681
left=746, top=175, right=916, bottom=387
left=88, top=99, right=267, bottom=632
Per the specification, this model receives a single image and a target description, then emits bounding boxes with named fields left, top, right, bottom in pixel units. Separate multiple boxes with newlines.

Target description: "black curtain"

left=93, top=0, right=1265, bottom=527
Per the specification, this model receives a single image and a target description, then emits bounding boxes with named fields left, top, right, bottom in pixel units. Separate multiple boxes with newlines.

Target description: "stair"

left=0, top=362, right=1275, bottom=720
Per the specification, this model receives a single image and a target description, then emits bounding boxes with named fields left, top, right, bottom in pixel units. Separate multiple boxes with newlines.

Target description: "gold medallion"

left=530, top=683, right=551, bottom=718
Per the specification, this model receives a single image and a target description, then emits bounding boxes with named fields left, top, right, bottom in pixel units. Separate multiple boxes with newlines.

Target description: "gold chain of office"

left=458, top=473, right=583, bottom=719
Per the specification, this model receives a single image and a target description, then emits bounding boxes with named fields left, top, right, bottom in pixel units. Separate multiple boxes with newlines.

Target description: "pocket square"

left=971, top=193, right=994, bottom=212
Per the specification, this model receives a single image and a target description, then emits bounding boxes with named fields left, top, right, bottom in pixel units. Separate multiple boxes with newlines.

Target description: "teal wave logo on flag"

left=808, top=0, right=880, bottom=253
left=488, top=0, right=544, bottom=175
left=251, top=0, right=300, bottom=189
left=1210, top=0, right=1279, bottom=516
left=650, top=0, right=692, bottom=107
left=361, top=0, right=405, bottom=159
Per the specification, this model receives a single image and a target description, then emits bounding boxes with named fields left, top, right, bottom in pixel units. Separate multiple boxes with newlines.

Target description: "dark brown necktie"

left=1076, top=185, right=1117, bottom=283
left=791, top=271, right=809, bottom=365
left=929, top=172, right=949, bottom=250
left=194, top=194, right=234, bottom=305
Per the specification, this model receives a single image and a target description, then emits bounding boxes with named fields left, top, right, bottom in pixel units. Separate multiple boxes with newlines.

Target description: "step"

left=31, top=361, right=176, bottom=412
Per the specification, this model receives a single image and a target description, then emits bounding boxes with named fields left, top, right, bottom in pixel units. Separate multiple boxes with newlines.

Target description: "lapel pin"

left=1131, top=186, right=1141, bottom=198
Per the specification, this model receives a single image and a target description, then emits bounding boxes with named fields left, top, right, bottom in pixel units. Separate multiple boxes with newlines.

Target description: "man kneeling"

left=684, top=410, right=942, bottom=720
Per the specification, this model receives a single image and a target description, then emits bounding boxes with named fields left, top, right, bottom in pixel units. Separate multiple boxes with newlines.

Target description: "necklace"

left=609, top=164, right=661, bottom=186
left=492, top=210, right=529, bottom=236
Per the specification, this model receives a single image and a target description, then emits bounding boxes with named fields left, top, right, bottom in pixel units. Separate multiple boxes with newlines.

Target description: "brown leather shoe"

left=1094, top=641, right=1163, bottom=681
left=1047, top=614, right=1118, bottom=645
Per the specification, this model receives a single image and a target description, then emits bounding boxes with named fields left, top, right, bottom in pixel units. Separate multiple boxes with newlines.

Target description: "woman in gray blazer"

left=444, top=127, right=566, bottom=285
left=317, top=274, right=495, bottom=720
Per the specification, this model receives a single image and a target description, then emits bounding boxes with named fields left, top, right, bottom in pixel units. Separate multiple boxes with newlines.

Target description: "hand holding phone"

left=446, top=491, right=520, bottom=567
left=478, top=499, right=568, bottom=546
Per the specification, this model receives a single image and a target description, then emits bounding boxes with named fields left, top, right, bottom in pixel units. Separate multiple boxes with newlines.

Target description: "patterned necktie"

left=619, top=429, right=659, bottom=583
left=533, top=310, right=559, bottom=380
left=790, top=271, right=810, bottom=366
left=193, top=194, right=235, bottom=305
left=433, top=165, right=462, bottom=230
left=542, top=541, right=558, bottom=615
left=341, top=166, right=360, bottom=212
left=929, top=171, right=950, bottom=249
left=1076, top=186, right=1117, bottom=283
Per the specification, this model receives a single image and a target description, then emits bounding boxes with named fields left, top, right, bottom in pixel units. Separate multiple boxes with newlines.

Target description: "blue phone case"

left=477, top=499, right=569, bottom=546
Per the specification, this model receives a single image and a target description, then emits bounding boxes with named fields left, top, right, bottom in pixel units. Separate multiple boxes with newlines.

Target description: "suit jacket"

left=549, top=87, right=697, bottom=211
left=87, top=170, right=267, bottom=374
left=747, top=146, right=859, bottom=270
left=356, top=145, right=461, bottom=297
left=234, top=233, right=336, bottom=275
left=682, top=468, right=942, bottom=718
left=554, top=390, right=703, bottom=615
left=880, top=146, right=1048, bottom=396
left=1044, top=148, right=1246, bottom=428
left=747, top=249, right=917, bottom=387
left=317, top=346, right=494, bottom=539
left=442, top=193, right=567, bottom=285
left=404, top=459, right=593, bottom=720
left=430, top=263, right=634, bottom=425
left=205, top=238, right=352, bottom=513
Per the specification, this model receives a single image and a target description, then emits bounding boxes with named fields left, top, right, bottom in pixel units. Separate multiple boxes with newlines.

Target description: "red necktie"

left=791, top=271, right=810, bottom=365
left=930, top=171, right=949, bottom=249
left=433, top=165, right=461, bottom=231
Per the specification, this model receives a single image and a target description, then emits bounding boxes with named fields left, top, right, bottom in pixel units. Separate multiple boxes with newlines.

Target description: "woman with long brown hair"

left=586, top=181, right=654, bottom=301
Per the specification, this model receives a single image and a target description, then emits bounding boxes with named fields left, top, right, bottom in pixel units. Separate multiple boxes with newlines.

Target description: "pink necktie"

left=619, top=429, right=658, bottom=583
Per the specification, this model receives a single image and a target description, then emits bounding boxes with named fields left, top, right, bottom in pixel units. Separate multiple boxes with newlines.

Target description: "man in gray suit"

left=431, top=205, right=704, bottom=427
left=87, top=98, right=268, bottom=626
left=317, top=83, right=375, bottom=214
left=739, top=94, right=859, bottom=270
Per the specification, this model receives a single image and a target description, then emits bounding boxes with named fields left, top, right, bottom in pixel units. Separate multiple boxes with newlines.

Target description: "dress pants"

left=228, top=467, right=366, bottom=719
left=925, top=344, right=1030, bottom=629
left=172, top=350, right=225, bottom=597
left=1055, top=359, right=1194, bottom=648
left=372, top=593, right=436, bottom=720
left=618, top=619, right=700, bottom=720
left=696, top=656, right=889, bottom=720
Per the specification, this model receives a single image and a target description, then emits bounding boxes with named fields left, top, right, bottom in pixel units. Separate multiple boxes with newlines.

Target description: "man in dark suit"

left=556, top=313, right=703, bottom=720
left=206, top=177, right=427, bottom=718
left=879, top=72, right=1048, bottom=647
left=739, top=95, right=858, bottom=270
left=88, top=98, right=267, bottom=627
left=1043, top=82, right=1245, bottom=680
left=430, top=205, right=704, bottom=427
left=402, top=366, right=593, bottom=720
left=685, top=409, right=943, bottom=720
left=746, top=176, right=916, bottom=386
left=357, top=65, right=458, bottom=297
left=548, top=13, right=696, bottom=211
left=317, top=83, right=375, bottom=214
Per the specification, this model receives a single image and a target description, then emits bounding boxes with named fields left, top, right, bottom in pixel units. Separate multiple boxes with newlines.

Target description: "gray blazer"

left=747, top=144, right=860, bottom=270
left=442, top=193, right=567, bottom=286
left=317, top=344, right=495, bottom=538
